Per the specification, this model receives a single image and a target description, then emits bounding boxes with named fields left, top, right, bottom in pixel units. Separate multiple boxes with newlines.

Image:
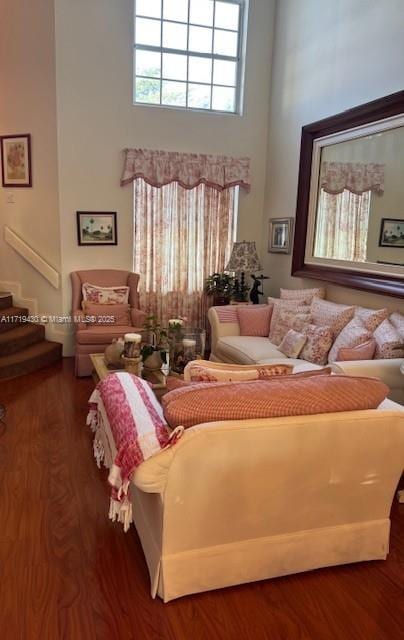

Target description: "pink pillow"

left=162, top=375, right=388, bottom=429
left=83, top=302, right=130, bottom=326
left=300, top=324, right=333, bottom=366
left=237, top=305, right=272, bottom=337
left=337, top=339, right=376, bottom=361
left=328, top=319, right=372, bottom=363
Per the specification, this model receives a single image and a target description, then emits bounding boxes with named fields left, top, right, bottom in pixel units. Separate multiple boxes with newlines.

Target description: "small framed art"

left=379, top=218, right=404, bottom=248
left=268, top=217, right=294, bottom=253
left=1, top=134, right=32, bottom=187
left=76, top=211, right=118, bottom=246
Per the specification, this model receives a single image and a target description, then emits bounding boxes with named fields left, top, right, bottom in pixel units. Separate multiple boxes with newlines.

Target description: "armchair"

left=71, top=269, right=147, bottom=376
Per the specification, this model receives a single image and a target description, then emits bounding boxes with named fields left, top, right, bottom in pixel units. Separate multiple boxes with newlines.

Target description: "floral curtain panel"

left=320, top=161, right=385, bottom=195
left=314, top=189, right=371, bottom=262
left=121, top=148, right=251, bottom=192
left=133, top=179, right=237, bottom=327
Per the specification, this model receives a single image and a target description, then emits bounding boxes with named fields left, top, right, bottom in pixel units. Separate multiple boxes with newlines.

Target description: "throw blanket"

left=87, top=372, right=183, bottom=531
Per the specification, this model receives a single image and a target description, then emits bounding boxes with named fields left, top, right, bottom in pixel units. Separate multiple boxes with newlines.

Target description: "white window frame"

left=133, top=0, right=248, bottom=115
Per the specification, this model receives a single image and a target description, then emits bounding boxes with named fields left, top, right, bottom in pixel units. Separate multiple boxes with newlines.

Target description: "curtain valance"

left=320, top=161, right=385, bottom=195
left=121, top=148, right=251, bottom=192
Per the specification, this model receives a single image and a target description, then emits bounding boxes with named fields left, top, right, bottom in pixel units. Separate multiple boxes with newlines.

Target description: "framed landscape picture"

left=76, top=211, right=117, bottom=246
left=268, top=217, right=294, bottom=253
left=1, top=134, right=32, bottom=187
left=379, top=218, right=404, bottom=248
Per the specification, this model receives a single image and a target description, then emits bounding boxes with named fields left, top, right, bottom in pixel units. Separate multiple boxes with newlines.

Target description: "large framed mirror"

left=292, top=90, right=404, bottom=298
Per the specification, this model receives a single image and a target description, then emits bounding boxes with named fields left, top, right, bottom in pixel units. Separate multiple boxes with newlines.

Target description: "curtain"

left=134, top=179, right=237, bottom=327
left=314, top=188, right=371, bottom=262
left=320, top=162, right=384, bottom=195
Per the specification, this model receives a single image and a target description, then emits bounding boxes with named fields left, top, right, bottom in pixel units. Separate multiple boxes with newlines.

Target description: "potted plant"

left=205, top=272, right=234, bottom=305
left=141, top=316, right=168, bottom=371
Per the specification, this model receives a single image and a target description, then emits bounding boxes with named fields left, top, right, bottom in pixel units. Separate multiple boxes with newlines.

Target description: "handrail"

left=4, top=226, right=60, bottom=289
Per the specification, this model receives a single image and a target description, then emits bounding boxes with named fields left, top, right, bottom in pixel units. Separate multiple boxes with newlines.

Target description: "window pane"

left=189, top=26, right=212, bottom=54
left=136, top=49, right=161, bottom=78
left=213, top=59, right=237, bottom=86
left=162, top=53, right=187, bottom=81
left=135, top=77, right=161, bottom=104
left=163, top=0, right=189, bottom=23
left=189, top=56, right=212, bottom=84
left=215, top=1, right=239, bottom=30
left=213, top=29, right=238, bottom=56
left=188, top=83, right=211, bottom=109
left=212, top=86, right=235, bottom=112
left=190, top=0, right=214, bottom=26
left=163, top=21, right=188, bottom=50
left=136, top=0, right=161, bottom=19
left=162, top=81, right=187, bottom=107
left=135, top=18, right=161, bottom=47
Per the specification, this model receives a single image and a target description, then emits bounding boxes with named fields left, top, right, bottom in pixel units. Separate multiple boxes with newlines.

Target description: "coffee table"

left=90, top=353, right=168, bottom=399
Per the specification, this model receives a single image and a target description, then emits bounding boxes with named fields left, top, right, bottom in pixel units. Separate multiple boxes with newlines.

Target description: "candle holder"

left=170, top=328, right=206, bottom=375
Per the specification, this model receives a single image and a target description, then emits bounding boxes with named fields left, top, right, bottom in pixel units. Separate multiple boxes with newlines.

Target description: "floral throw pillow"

left=279, top=329, right=307, bottom=358
left=82, top=282, right=130, bottom=305
left=354, top=307, right=388, bottom=332
left=268, top=299, right=310, bottom=346
left=280, top=287, right=326, bottom=303
left=328, top=319, right=372, bottom=363
left=373, top=319, right=404, bottom=359
left=300, top=324, right=334, bottom=366
left=310, top=299, right=355, bottom=338
left=389, top=312, right=404, bottom=339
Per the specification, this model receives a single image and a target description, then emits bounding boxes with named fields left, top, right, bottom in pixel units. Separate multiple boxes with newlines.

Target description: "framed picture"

left=1, top=134, right=32, bottom=187
left=76, top=211, right=117, bottom=246
left=379, top=218, right=404, bottom=248
left=268, top=217, right=294, bottom=253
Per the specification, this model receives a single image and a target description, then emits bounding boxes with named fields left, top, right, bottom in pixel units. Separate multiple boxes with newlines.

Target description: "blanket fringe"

left=109, top=496, right=133, bottom=533
left=93, top=436, right=105, bottom=468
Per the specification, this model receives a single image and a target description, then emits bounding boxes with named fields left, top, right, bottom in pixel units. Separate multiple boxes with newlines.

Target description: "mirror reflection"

left=313, top=126, right=404, bottom=268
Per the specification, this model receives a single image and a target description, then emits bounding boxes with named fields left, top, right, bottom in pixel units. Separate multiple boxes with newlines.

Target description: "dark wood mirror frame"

left=292, top=90, right=404, bottom=298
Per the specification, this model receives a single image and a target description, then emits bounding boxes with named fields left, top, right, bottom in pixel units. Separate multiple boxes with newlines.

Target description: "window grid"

left=134, top=0, right=245, bottom=114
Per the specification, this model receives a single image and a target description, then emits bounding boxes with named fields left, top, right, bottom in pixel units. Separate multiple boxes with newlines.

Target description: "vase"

left=143, top=350, right=163, bottom=371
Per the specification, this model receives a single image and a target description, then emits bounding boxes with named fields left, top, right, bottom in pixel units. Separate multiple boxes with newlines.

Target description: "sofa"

left=208, top=306, right=404, bottom=404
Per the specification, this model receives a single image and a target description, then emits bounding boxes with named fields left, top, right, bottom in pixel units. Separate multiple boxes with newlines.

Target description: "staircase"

left=0, top=292, right=62, bottom=379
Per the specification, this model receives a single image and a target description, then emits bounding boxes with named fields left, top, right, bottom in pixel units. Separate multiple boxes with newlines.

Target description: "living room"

left=0, top=0, right=403, bottom=638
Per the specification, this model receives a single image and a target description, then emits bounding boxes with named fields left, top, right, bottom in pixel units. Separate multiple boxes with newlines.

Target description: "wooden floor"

left=0, top=359, right=403, bottom=640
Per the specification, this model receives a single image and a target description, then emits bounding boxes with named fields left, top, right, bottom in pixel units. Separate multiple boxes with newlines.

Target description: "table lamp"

left=225, top=241, right=268, bottom=303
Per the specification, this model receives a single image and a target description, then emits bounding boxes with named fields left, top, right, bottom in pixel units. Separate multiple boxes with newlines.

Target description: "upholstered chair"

left=71, top=269, right=147, bottom=376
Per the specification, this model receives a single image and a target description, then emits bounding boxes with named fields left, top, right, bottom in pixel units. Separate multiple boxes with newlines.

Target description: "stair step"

left=0, top=323, right=45, bottom=356
left=0, top=340, right=62, bottom=379
left=0, top=306, right=30, bottom=333
left=0, top=293, right=13, bottom=310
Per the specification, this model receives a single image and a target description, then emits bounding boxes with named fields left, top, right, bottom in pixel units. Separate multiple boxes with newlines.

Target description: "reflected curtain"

left=134, top=179, right=237, bottom=327
left=314, top=188, right=371, bottom=262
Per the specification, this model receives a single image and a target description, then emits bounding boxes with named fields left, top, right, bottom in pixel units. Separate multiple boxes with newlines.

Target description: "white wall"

left=264, top=0, right=404, bottom=311
left=55, top=0, right=276, bottom=324
left=0, top=0, right=62, bottom=317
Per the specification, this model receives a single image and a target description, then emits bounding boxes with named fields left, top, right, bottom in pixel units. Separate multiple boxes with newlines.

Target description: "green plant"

left=205, top=272, right=234, bottom=299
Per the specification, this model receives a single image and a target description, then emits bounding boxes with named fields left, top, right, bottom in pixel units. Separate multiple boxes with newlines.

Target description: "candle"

left=182, top=338, right=196, bottom=348
left=124, top=333, right=142, bottom=359
left=124, top=333, right=142, bottom=342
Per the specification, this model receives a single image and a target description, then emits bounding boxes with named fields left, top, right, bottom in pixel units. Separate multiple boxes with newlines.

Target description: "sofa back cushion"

left=83, top=301, right=131, bottom=326
left=162, top=374, right=388, bottom=428
left=237, top=305, right=273, bottom=336
left=280, top=287, right=325, bottom=303
left=374, top=319, right=404, bottom=359
left=310, top=299, right=355, bottom=338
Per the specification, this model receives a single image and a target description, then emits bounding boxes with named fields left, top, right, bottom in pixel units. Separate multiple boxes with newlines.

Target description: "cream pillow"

left=279, top=329, right=307, bottom=358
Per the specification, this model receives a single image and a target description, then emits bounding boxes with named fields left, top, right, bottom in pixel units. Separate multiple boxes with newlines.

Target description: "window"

left=134, top=0, right=247, bottom=113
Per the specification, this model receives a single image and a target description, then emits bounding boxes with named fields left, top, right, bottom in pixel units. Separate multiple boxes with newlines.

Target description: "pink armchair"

left=71, top=269, right=147, bottom=376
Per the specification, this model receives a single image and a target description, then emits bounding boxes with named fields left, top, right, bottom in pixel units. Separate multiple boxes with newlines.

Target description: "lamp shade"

left=225, top=241, right=262, bottom=272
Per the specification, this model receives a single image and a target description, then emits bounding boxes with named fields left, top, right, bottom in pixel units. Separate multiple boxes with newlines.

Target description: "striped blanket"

left=87, top=372, right=183, bottom=531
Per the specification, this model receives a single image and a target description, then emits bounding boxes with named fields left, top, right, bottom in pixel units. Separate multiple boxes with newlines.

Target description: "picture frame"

left=1, top=134, right=32, bottom=187
left=378, top=218, right=404, bottom=248
left=76, top=211, right=118, bottom=246
left=268, top=217, right=294, bottom=253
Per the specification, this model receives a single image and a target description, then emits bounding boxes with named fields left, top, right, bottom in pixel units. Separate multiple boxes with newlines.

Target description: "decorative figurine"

left=249, top=274, right=270, bottom=304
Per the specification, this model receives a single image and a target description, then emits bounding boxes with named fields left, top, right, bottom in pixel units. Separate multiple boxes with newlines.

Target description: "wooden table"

left=90, top=353, right=169, bottom=399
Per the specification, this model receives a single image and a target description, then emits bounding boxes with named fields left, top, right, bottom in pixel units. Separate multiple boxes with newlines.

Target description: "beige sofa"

left=207, top=306, right=404, bottom=404
left=119, top=399, right=404, bottom=602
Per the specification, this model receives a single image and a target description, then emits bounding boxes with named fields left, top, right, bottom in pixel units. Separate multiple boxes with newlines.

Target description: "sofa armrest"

left=73, top=309, right=87, bottom=331
left=207, top=306, right=240, bottom=355
left=332, top=358, right=404, bottom=403
left=130, top=307, right=147, bottom=328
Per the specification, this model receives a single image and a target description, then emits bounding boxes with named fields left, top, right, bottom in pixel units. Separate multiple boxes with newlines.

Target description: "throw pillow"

left=237, top=305, right=273, bottom=337
left=310, top=299, right=355, bottom=338
left=328, top=319, right=372, bottom=363
left=268, top=299, right=310, bottom=346
left=373, top=319, right=404, bottom=359
left=184, top=360, right=293, bottom=382
left=279, top=329, right=307, bottom=358
left=82, top=282, right=130, bottom=305
left=214, top=306, right=239, bottom=323
left=389, top=312, right=404, bottom=339
left=280, top=287, right=326, bottom=303
left=337, top=339, right=377, bottom=361
left=300, top=324, right=334, bottom=366
left=162, top=375, right=388, bottom=429
left=354, top=307, right=389, bottom=332
left=83, top=302, right=131, bottom=326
